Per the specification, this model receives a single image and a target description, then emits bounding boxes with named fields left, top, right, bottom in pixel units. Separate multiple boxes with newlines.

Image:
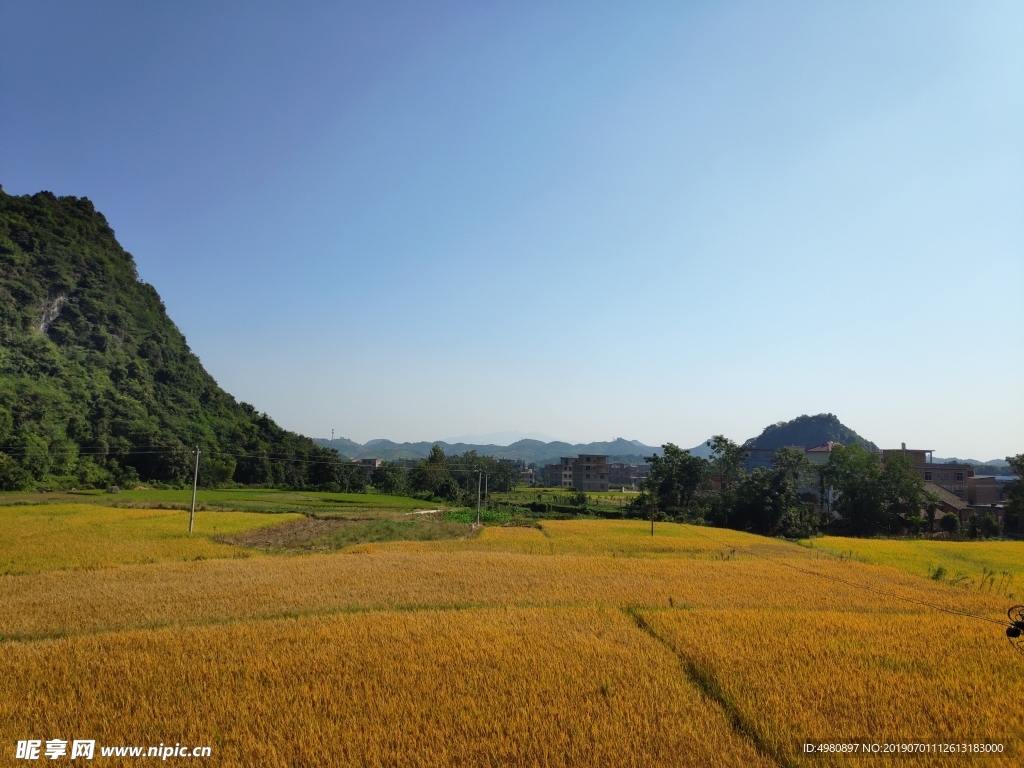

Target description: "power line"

left=0, top=445, right=516, bottom=473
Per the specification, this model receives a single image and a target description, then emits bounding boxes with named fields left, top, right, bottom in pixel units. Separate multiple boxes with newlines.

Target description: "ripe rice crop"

left=0, top=607, right=771, bottom=767
left=639, top=606, right=1023, bottom=766
left=2, top=517, right=1020, bottom=765
left=1, top=533, right=1010, bottom=643
left=0, top=504, right=301, bottom=575
left=802, top=536, right=1024, bottom=591
left=372, top=518, right=795, bottom=558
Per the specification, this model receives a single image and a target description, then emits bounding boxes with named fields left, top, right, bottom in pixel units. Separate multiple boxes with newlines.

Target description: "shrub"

left=939, top=513, right=960, bottom=534
left=979, top=514, right=1001, bottom=539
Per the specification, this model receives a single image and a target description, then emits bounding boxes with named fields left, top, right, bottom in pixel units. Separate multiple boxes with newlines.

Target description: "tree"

left=822, top=445, right=886, bottom=535
left=729, top=448, right=814, bottom=537
left=447, top=451, right=519, bottom=496
left=371, top=463, right=406, bottom=495
left=822, top=446, right=932, bottom=536
left=0, top=452, right=31, bottom=491
left=304, top=455, right=363, bottom=492
left=642, top=443, right=709, bottom=520
left=409, top=445, right=457, bottom=500
left=730, top=469, right=788, bottom=535
left=707, top=435, right=746, bottom=487
left=939, top=512, right=960, bottom=534
left=879, top=452, right=933, bottom=530
left=979, top=514, right=1001, bottom=538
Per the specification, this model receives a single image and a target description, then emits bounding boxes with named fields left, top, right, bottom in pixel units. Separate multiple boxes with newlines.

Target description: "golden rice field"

left=366, top=517, right=790, bottom=558
left=0, top=608, right=770, bottom=767
left=802, top=535, right=1024, bottom=594
left=1, top=507, right=1022, bottom=766
left=0, top=503, right=301, bottom=575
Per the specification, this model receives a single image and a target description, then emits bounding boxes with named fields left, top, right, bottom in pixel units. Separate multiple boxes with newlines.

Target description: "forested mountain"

left=745, top=413, right=878, bottom=451
left=0, top=188, right=351, bottom=490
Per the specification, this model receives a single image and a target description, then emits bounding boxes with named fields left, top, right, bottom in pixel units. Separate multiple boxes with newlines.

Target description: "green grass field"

left=801, top=535, right=1024, bottom=596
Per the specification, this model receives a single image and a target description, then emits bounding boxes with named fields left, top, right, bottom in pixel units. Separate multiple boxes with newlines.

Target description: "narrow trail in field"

left=621, top=607, right=791, bottom=768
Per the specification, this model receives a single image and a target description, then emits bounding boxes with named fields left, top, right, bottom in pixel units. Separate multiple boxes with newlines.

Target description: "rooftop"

left=924, top=481, right=968, bottom=510
left=806, top=441, right=843, bottom=452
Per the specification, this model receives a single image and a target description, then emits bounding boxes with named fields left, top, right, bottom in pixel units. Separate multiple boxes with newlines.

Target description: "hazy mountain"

left=441, top=431, right=557, bottom=445
left=313, top=436, right=663, bottom=466
left=686, top=441, right=715, bottom=459
left=315, top=416, right=1012, bottom=472
left=934, top=457, right=1012, bottom=470
left=316, top=437, right=364, bottom=458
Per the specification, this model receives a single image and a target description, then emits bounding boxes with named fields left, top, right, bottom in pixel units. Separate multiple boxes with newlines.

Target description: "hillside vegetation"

left=0, top=189, right=354, bottom=490
left=746, top=413, right=879, bottom=451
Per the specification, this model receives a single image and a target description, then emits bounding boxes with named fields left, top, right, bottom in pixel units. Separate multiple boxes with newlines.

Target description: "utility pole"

left=331, top=428, right=334, bottom=445
left=650, top=494, right=655, bottom=537
left=476, top=470, right=482, bottom=527
left=189, top=447, right=200, bottom=533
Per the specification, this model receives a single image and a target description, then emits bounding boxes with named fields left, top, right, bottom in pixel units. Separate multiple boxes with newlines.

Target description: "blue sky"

left=2, top=1, right=1021, bottom=457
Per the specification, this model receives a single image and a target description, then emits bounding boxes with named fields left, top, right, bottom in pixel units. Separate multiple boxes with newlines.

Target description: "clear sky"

left=2, top=1, right=1021, bottom=458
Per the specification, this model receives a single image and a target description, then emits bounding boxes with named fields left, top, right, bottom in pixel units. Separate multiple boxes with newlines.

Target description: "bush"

left=939, top=513, right=960, bottom=534
left=0, top=452, right=32, bottom=491
left=979, top=514, right=1001, bottom=538
left=569, top=491, right=588, bottom=507
left=442, top=508, right=511, bottom=525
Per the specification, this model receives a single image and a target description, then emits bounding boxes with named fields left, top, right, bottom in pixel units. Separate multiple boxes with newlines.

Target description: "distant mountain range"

left=315, top=437, right=664, bottom=466
left=317, top=413, right=1014, bottom=468
left=933, top=457, right=1011, bottom=470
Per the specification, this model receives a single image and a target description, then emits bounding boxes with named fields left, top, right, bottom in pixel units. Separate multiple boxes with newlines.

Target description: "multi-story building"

left=607, top=462, right=650, bottom=488
left=541, top=455, right=609, bottom=491
left=882, top=444, right=974, bottom=499
left=542, top=457, right=575, bottom=488
left=968, top=475, right=1012, bottom=506
left=572, top=454, right=609, bottom=492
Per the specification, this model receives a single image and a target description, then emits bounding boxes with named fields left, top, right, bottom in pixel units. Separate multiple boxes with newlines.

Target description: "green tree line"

left=369, top=446, right=520, bottom=504
left=631, top=437, right=1021, bottom=538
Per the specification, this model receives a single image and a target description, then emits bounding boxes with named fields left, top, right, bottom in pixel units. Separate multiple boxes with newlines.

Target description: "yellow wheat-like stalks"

left=0, top=607, right=771, bottom=768
left=0, top=504, right=302, bottom=576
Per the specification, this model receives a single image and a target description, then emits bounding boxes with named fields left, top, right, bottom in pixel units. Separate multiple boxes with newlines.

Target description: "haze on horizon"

left=1, top=2, right=1021, bottom=459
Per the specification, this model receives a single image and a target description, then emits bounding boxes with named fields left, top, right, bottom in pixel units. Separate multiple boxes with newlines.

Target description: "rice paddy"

left=2, top=500, right=1021, bottom=765
left=801, top=535, right=1024, bottom=594
left=0, top=503, right=302, bottom=575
